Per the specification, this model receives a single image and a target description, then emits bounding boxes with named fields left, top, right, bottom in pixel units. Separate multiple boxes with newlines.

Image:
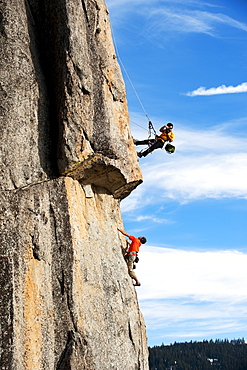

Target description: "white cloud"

left=122, top=152, right=247, bottom=210
left=148, top=9, right=246, bottom=36
left=136, top=215, right=172, bottom=224
left=138, top=246, right=247, bottom=300
left=121, top=122, right=247, bottom=211
left=187, top=82, right=247, bottom=96
left=143, top=153, right=247, bottom=202
left=107, top=0, right=247, bottom=38
left=136, top=246, right=247, bottom=343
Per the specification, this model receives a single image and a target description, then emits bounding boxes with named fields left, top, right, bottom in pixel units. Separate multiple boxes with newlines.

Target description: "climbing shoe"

left=137, top=152, right=142, bottom=158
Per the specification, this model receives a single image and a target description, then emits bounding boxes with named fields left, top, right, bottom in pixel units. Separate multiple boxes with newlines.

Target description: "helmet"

left=139, top=237, right=147, bottom=244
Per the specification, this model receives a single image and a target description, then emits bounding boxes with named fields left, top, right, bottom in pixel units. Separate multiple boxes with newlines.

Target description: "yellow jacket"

left=159, top=130, right=175, bottom=142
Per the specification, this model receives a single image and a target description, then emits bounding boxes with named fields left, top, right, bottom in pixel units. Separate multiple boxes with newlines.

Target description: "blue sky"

left=106, top=0, right=247, bottom=347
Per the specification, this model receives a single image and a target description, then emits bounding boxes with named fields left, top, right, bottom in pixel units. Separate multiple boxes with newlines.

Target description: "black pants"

left=135, top=138, right=164, bottom=157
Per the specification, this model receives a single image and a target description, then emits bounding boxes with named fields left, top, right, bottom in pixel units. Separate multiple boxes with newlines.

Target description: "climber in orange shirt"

left=117, top=228, right=147, bottom=286
left=135, top=122, right=175, bottom=157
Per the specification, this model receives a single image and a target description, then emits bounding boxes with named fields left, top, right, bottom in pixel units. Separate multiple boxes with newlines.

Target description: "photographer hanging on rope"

left=134, top=122, right=175, bottom=157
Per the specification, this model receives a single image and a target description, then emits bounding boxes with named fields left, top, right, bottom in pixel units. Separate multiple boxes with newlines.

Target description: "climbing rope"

left=117, top=56, right=150, bottom=122
left=130, top=120, right=149, bottom=132
left=118, top=56, right=158, bottom=142
left=110, top=22, right=156, bottom=138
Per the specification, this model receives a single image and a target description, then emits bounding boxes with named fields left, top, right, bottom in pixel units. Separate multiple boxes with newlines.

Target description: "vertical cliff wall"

left=0, top=0, right=148, bottom=369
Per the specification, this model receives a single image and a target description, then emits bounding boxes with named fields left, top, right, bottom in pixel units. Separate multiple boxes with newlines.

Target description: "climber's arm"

left=117, top=228, right=130, bottom=238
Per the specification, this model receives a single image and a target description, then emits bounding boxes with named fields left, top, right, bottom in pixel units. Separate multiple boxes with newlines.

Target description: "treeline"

left=149, top=338, right=247, bottom=370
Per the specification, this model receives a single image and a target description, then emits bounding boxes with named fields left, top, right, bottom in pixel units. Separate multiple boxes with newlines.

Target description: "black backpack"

left=165, top=143, right=175, bottom=154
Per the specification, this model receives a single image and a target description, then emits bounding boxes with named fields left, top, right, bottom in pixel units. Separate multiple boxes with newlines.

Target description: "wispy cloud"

left=143, top=153, right=247, bottom=202
left=138, top=246, right=247, bottom=300
left=136, top=215, right=172, bottom=224
left=147, top=8, right=247, bottom=39
left=136, top=246, right=247, bottom=344
left=107, top=0, right=247, bottom=38
left=122, top=121, right=247, bottom=211
left=186, top=82, right=247, bottom=96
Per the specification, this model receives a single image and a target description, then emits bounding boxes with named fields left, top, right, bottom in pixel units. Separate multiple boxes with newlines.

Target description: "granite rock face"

left=0, top=178, right=148, bottom=369
left=0, top=0, right=148, bottom=369
left=0, top=0, right=142, bottom=198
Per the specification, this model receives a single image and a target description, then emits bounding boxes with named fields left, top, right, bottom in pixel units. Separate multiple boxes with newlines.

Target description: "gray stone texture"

left=0, top=0, right=148, bottom=369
